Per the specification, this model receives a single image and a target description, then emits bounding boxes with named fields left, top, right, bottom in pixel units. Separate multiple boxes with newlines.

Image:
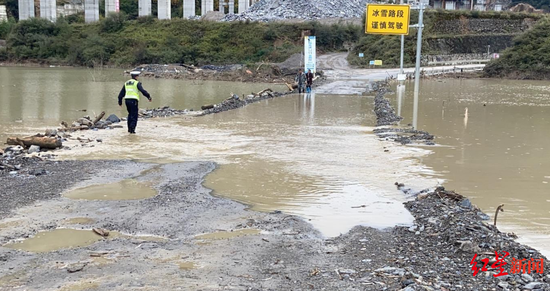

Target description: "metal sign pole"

left=400, top=35, right=404, bottom=75
left=412, top=2, right=424, bottom=130
left=399, top=0, right=405, bottom=75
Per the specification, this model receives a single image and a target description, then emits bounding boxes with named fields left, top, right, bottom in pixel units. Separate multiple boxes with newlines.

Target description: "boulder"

left=28, top=145, right=41, bottom=154
left=106, top=114, right=121, bottom=123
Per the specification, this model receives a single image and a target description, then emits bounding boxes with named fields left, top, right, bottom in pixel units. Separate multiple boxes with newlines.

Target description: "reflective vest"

left=124, top=79, right=140, bottom=101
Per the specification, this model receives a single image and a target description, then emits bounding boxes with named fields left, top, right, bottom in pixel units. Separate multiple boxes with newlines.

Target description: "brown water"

left=0, top=67, right=286, bottom=142
left=55, top=93, right=434, bottom=237
left=4, top=228, right=167, bottom=253
left=63, top=179, right=157, bottom=200
left=4, top=229, right=104, bottom=252
left=393, top=79, right=550, bottom=255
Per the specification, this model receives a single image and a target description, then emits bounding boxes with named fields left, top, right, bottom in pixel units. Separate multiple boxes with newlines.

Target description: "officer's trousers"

left=125, top=99, right=139, bottom=133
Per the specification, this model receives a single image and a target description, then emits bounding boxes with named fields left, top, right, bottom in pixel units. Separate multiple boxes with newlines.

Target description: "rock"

left=29, top=169, right=47, bottom=176
left=45, top=129, right=57, bottom=137
left=9, top=171, right=17, bottom=175
left=224, top=0, right=368, bottom=22
left=105, top=114, right=120, bottom=123
left=77, top=118, right=93, bottom=127
left=524, top=282, right=543, bottom=289
left=375, top=267, right=406, bottom=276
left=402, top=279, right=415, bottom=286
left=67, top=262, right=87, bottom=273
left=522, top=274, right=534, bottom=283
left=460, top=198, right=472, bottom=209
left=96, top=139, right=103, bottom=143
left=338, top=269, right=356, bottom=275
left=28, top=145, right=40, bottom=154
left=497, top=281, right=509, bottom=288
left=71, top=122, right=81, bottom=127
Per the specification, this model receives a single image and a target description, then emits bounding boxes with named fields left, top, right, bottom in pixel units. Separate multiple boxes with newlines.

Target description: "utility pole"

left=412, top=2, right=424, bottom=130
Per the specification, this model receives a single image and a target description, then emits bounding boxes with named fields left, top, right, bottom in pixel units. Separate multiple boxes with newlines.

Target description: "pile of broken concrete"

left=224, top=0, right=368, bottom=21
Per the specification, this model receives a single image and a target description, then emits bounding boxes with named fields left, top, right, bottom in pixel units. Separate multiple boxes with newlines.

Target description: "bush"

left=0, top=17, right=16, bottom=39
left=101, top=12, right=127, bottom=33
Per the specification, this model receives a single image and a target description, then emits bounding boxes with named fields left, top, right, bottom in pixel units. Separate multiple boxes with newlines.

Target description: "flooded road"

left=52, top=92, right=435, bottom=236
left=0, top=67, right=286, bottom=142
left=6, top=66, right=550, bottom=255
left=392, top=79, right=550, bottom=255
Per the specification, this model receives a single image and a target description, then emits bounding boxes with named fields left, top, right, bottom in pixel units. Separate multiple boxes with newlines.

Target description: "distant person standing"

left=306, top=69, right=314, bottom=93
left=118, top=71, right=152, bottom=134
left=295, top=69, right=306, bottom=93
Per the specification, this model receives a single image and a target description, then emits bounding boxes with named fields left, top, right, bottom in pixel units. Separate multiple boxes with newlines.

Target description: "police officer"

left=117, top=71, right=152, bottom=134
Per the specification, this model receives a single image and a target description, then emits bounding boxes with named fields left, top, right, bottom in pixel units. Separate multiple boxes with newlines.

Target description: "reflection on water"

left=393, top=79, right=550, bottom=256
left=0, top=67, right=286, bottom=141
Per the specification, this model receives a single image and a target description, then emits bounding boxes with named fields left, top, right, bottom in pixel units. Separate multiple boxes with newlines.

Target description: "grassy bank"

left=0, top=16, right=361, bottom=67
left=484, top=17, right=550, bottom=79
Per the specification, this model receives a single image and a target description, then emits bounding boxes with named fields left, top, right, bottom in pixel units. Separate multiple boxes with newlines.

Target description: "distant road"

left=316, top=53, right=485, bottom=94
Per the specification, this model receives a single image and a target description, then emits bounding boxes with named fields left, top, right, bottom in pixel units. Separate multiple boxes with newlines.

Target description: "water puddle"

left=4, top=229, right=104, bottom=253
left=195, top=229, right=261, bottom=240
left=178, top=261, right=197, bottom=270
left=63, top=179, right=157, bottom=201
left=58, top=280, right=99, bottom=291
left=4, top=228, right=168, bottom=253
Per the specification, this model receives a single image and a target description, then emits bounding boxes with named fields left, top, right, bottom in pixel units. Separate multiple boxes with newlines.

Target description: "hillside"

left=0, top=16, right=361, bottom=67
left=484, top=17, right=550, bottom=79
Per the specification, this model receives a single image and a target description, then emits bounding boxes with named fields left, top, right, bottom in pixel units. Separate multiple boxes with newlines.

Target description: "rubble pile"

left=59, top=112, right=123, bottom=132
left=372, top=81, right=436, bottom=145
left=0, top=146, right=48, bottom=175
left=199, top=89, right=289, bottom=115
left=138, top=106, right=193, bottom=118
left=391, top=186, right=550, bottom=290
left=224, top=0, right=368, bottom=22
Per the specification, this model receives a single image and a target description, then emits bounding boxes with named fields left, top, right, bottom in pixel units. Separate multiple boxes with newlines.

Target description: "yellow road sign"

left=365, top=4, right=410, bottom=35
left=374, top=60, right=383, bottom=66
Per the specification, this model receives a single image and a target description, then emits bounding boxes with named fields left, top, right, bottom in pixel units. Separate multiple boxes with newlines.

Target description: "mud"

left=63, top=179, right=157, bottom=201
left=1, top=158, right=549, bottom=290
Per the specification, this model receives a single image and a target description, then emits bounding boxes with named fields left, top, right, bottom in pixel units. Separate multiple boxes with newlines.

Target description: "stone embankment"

left=372, top=82, right=435, bottom=145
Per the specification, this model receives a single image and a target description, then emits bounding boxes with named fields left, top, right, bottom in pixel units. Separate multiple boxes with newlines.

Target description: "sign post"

left=412, top=3, right=424, bottom=130
left=304, top=36, right=316, bottom=75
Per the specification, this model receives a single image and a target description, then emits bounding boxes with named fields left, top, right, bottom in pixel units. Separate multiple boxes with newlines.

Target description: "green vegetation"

left=348, top=9, right=543, bottom=68
left=484, top=17, right=550, bottom=79
left=0, top=16, right=361, bottom=67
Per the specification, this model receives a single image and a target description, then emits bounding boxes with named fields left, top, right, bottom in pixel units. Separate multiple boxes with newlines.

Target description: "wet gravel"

left=224, top=0, right=368, bottom=22
left=0, top=159, right=128, bottom=220
left=373, top=81, right=436, bottom=145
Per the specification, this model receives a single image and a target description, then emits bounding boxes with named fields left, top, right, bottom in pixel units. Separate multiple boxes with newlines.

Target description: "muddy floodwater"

left=5, top=66, right=550, bottom=256
left=392, top=79, right=550, bottom=256
left=0, top=67, right=286, bottom=142
left=63, top=179, right=157, bottom=200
